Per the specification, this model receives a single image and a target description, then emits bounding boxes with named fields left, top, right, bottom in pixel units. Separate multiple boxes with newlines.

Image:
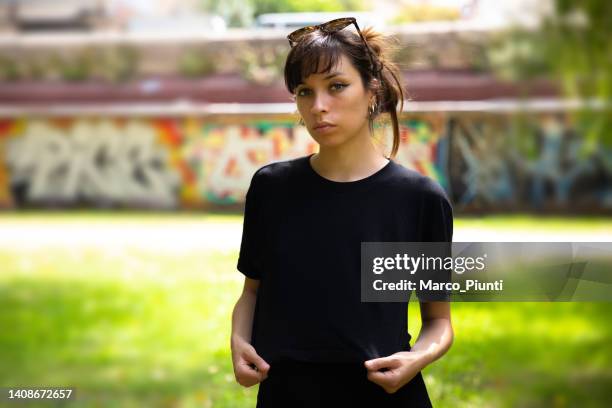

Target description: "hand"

left=364, top=351, right=429, bottom=394
left=231, top=336, right=271, bottom=387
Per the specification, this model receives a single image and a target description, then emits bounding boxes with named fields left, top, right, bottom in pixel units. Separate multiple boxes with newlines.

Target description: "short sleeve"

left=416, top=182, right=454, bottom=301
left=421, top=187, right=453, bottom=242
left=237, top=170, right=264, bottom=280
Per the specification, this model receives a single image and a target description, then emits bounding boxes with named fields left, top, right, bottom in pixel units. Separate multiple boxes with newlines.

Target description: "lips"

left=313, top=122, right=336, bottom=131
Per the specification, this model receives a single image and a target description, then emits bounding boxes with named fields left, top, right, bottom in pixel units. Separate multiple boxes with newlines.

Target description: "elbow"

left=445, top=319, right=455, bottom=353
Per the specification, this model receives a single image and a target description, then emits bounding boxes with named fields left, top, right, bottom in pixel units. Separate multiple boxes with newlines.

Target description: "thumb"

left=364, top=357, right=393, bottom=371
left=245, top=347, right=270, bottom=373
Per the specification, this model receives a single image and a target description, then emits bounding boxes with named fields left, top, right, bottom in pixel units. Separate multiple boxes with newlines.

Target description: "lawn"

left=0, top=214, right=610, bottom=407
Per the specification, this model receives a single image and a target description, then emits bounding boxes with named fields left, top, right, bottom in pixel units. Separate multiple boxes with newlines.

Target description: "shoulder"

left=388, top=161, right=450, bottom=204
left=250, top=155, right=307, bottom=190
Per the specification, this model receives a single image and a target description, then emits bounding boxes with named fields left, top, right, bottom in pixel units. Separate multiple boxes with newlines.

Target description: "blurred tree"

left=199, top=0, right=255, bottom=27
left=541, top=1, right=611, bottom=102
left=203, top=0, right=368, bottom=21
left=489, top=0, right=611, bottom=148
left=237, top=43, right=286, bottom=85
left=179, top=48, right=217, bottom=78
left=90, top=46, right=140, bottom=83
left=50, top=49, right=96, bottom=82
left=391, top=4, right=460, bottom=24
left=253, top=0, right=367, bottom=15
left=540, top=0, right=612, bottom=148
left=0, top=55, right=20, bottom=81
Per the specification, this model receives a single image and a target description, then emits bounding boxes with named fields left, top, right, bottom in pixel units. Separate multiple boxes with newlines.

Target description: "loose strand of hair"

left=378, top=64, right=404, bottom=160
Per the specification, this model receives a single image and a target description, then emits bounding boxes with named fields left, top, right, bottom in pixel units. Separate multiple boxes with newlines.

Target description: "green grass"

left=409, top=302, right=612, bottom=407
left=0, top=210, right=240, bottom=224
left=1, top=211, right=611, bottom=229
left=0, top=215, right=611, bottom=407
left=0, top=249, right=252, bottom=408
left=454, top=215, right=612, bottom=232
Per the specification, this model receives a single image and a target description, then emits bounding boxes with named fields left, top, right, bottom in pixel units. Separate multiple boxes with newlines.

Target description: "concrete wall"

left=1, top=109, right=610, bottom=213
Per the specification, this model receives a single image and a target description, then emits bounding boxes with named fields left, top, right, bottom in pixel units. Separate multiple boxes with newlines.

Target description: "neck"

left=311, top=127, right=389, bottom=182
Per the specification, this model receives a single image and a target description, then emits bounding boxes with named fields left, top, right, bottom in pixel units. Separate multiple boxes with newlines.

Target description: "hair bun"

left=360, top=26, right=387, bottom=60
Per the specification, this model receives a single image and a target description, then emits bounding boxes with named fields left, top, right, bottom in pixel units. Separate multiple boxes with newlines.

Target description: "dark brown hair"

left=284, top=26, right=405, bottom=159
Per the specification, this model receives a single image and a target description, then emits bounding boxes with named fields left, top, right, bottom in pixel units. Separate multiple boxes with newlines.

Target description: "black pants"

left=256, top=360, right=433, bottom=408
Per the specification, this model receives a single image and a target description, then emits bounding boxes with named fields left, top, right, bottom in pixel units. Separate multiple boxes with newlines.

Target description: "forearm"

left=410, top=318, right=454, bottom=369
left=231, top=291, right=258, bottom=347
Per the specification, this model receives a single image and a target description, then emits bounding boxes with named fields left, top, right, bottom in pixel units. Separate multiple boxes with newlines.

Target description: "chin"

left=309, top=130, right=349, bottom=147
left=311, top=137, right=347, bottom=149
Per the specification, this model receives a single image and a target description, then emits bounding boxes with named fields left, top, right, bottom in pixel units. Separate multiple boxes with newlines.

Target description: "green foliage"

left=0, top=56, right=49, bottom=81
left=391, top=4, right=460, bottom=25
left=540, top=0, right=612, bottom=148
left=0, top=55, right=20, bottom=81
left=487, top=30, right=552, bottom=82
left=96, top=46, right=140, bottom=83
left=228, top=0, right=367, bottom=19
left=21, top=58, right=47, bottom=80
left=179, top=49, right=217, bottom=78
left=51, top=49, right=96, bottom=82
left=488, top=0, right=612, bottom=147
left=199, top=0, right=369, bottom=23
left=539, top=0, right=612, bottom=101
left=237, top=43, right=287, bottom=85
left=199, top=0, right=255, bottom=27
left=0, top=47, right=139, bottom=83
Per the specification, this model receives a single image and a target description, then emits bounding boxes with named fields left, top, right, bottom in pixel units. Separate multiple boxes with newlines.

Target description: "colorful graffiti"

left=0, top=114, right=610, bottom=213
left=447, top=114, right=611, bottom=212
left=393, top=114, right=448, bottom=187
left=187, top=122, right=317, bottom=205
left=2, top=118, right=183, bottom=208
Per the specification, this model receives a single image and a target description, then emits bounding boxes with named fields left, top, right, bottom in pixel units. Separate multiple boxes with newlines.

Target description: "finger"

left=235, top=366, right=262, bottom=387
left=248, top=362, right=269, bottom=381
left=244, top=348, right=271, bottom=374
left=364, top=357, right=396, bottom=372
left=237, top=376, right=259, bottom=388
left=240, top=359, right=268, bottom=382
left=367, top=368, right=397, bottom=384
left=240, top=359, right=271, bottom=382
left=367, top=370, right=400, bottom=393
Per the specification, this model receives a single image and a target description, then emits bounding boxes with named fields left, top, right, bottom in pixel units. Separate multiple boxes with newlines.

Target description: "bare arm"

left=410, top=301, right=454, bottom=369
left=230, top=277, right=270, bottom=387
left=231, top=277, right=260, bottom=346
left=365, top=301, right=453, bottom=393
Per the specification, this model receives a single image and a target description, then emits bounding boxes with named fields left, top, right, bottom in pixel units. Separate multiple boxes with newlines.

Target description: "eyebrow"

left=297, top=71, right=346, bottom=87
left=323, top=71, right=344, bottom=80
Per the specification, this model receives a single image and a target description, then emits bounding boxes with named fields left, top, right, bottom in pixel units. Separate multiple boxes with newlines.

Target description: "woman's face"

left=295, top=54, right=373, bottom=148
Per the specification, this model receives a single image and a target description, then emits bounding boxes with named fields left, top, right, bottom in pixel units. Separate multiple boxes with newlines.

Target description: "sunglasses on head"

left=287, top=17, right=383, bottom=75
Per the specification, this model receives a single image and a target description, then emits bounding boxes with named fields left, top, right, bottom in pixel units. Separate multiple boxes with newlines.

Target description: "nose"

left=310, top=92, right=330, bottom=115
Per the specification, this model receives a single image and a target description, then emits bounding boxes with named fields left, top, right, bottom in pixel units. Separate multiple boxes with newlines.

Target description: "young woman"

left=231, top=18, right=454, bottom=407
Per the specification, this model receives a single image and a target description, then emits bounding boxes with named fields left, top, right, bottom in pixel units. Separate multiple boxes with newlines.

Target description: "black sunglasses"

left=287, top=17, right=383, bottom=75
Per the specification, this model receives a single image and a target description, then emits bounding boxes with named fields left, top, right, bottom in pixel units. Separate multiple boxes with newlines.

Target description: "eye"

left=330, top=82, right=348, bottom=92
left=296, top=87, right=312, bottom=97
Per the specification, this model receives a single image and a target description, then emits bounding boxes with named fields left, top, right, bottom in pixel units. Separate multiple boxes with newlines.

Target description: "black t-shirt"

left=237, top=154, right=453, bottom=364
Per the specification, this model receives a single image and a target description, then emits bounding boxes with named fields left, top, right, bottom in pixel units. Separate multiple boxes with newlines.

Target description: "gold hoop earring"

left=294, top=110, right=305, bottom=126
left=368, top=101, right=378, bottom=119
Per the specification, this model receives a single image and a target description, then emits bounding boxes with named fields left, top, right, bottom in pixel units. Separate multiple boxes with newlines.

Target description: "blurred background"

left=0, top=0, right=611, bottom=407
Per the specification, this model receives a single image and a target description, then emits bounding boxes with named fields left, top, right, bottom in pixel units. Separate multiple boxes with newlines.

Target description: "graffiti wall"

left=0, top=113, right=610, bottom=213
left=446, top=114, right=611, bottom=212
